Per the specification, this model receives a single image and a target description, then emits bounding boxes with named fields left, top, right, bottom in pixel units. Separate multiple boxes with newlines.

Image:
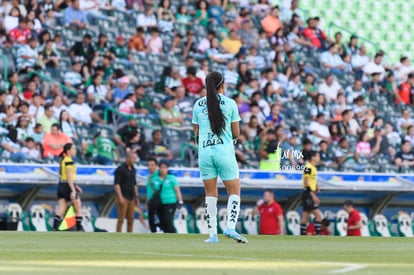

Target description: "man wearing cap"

left=112, top=76, right=132, bottom=104
left=8, top=17, right=31, bottom=44
left=362, top=53, right=386, bottom=82
left=63, top=0, right=87, bottom=29
left=343, top=200, right=362, bottom=237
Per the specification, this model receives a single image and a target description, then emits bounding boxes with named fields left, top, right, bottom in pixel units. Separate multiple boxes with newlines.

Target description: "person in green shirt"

left=134, top=85, right=161, bottom=115
left=5, top=72, right=23, bottom=93
left=111, top=36, right=132, bottom=66
left=92, top=131, right=119, bottom=165
left=147, top=161, right=183, bottom=233
left=159, top=97, right=184, bottom=127
left=146, top=157, right=161, bottom=233
left=195, top=0, right=209, bottom=27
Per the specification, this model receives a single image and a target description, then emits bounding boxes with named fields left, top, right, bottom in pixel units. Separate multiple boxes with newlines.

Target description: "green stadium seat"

left=173, top=207, right=192, bottom=234
left=193, top=207, right=209, bottom=234
left=6, top=203, right=25, bottom=231
left=335, top=209, right=348, bottom=236
left=360, top=212, right=371, bottom=237
left=241, top=208, right=258, bottom=235
left=370, top=214, right=391, bottom=237
left=285, top=210, right=300, bottom=236
left=392, top=213, right=413, bottom=237
left=29, top=205, right=51, bottom=232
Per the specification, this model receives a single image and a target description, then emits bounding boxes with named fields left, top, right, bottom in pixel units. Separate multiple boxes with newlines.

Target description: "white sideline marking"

left=330, top=264, right=366, bottom=273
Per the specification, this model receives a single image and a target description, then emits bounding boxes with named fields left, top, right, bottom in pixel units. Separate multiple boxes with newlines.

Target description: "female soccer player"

left=53, top=143, right=84, bottom=231
left=192, top=71, right=247, bottom=243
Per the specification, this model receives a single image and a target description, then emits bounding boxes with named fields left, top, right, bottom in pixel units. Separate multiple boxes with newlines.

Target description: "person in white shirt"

left=137, top=6, right=157, bottom=30
left=16, top=38, right=39, bottom=71
left=29, top=94, right=45, bottom=120
left=345, top=79, right=366, bottom=104
left=362, top=53, right=386, bottom=82
left=86, top=74, right=111, bottom=105
left=64, top=61, right=83, bottom=90
left=351, top=45, right=369, bottom=77
left=21, top=137, right=41, bottom=161
left=52, top=95, right=68, bottom=119
left=318, top=74, right=342, bottom=103
left=394, top=56, right=414, bottom=84
left=3, top=7, right=20, bottom=32
left=397, top=109, right=414, bottom=134
left=68, top=93, right=104, bottom=125
left=308, top=113, right=331, bottom=144
left=320, top=44, right=346, bottom=76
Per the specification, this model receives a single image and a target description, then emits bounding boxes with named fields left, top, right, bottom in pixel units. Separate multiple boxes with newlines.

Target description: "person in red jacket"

left=255, top=189, right=284, bottom=235
left=302, top=17, right=331, bottom=49
left=343, top=200, right=362, bottom=236
left=307, top=218, right=330, bottom=236
left=395, top=73, right=414, bottom=105
left=182, top=66, right=203, bottom=96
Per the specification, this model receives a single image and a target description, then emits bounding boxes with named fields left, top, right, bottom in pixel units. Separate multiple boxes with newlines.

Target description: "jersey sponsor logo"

left=197, top=98, right=226, bottom=107
left=202, top=133, right=224, bottom=148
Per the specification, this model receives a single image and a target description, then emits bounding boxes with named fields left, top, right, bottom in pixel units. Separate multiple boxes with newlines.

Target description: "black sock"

left=53, top=215, right=62, bottom=230
left=300, top=223, right=307, bottom=235
left=315, top=221, right=321, bottom=235
left=76, top=216, right=83, bottom=230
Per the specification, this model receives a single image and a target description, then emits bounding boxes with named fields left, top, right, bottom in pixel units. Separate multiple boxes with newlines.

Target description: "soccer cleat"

left=224, top=229, right=248, bottom=244
left=204, top=235, right=219, bottom=243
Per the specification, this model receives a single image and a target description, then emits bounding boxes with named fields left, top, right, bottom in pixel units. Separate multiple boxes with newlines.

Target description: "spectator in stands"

left=310, top=93, right=330, bottom=121
left=1, top=126, right=28, bottom=162
left=39, top=39, right=59, bottom=70
left=282, top=132, right=303, bottom=166
left=15, top=115, right=33, bottom=144
left=119, top=93, right=136, bottom=115
left=221, top=30, right=242, bottom=55
left=242, top=115, right=264, bottom=142
left=331, top=93, right=350, bottom=122
left=5, top=72, right=23, bottom=94
left=362, top=52, right=385, bottom=82
left=140, top=129, right=173, bottom=161
left=286, top=73, right=306, bottom=100
left=355, top=131, right=372, bottom=159
left=333, top=32, right=346, bottom=55
left=318, top=140, right=337, bottom=169
left=59, top=110, right=77, bottom=140
left=318, top=74, right=342, bottom=103
left=28, top=94, right=44, bottom=120
left=182, top=67, right=203, bottom=96
left=287, top=24, right=313, bottom=50
left=370, top=126, right=392, bottom=159
left=271, top=27, right=290, bottom=52
left=175, top=86, right=193, bottom=119
left=92, top=131, right=119, bottom=165
left=343, top=200, right=362, bottom=236
left=128, top=27, right=145, bottom=53
left=114, top=118, right=144, bottom=149
left=280, top=0, right=302, bottom=23
left=307, top=218, right=330, bottom=236
left=37, top=104, right=57, bottom=133
left=22, top=137, right=42, bottom=162
left=145, top=27, right=163, bottom=55
left=309, top=113, right=331, bottom=144
left=157, top=0, right=174, bottom=21
left=335, top=137, right=356, bottom=168
left=238, top=19, right=258, bottom=49
left=394, top=140, right=414, bottom=170
left=208, top=0, right=227, bottom=26
left=111, top=36, right=132, bottom=66
left=254, top=189, right=284, bottom=235
left=385, top=122, right=401, bottom=148
left=395, top=73, right=414, bottom=106
left=114, top=152, right=140, bottom=232
left=396, top=108, right=414, bottom=134
left=405, top=125, right=414, bottom=147
left=135, top=85, right=159, bottom=115
left=302, top=17, right=331, bottom=49
left=303, top=74, right=317, bottom=99
left=223, top=60, right=240, bottom=90
left=8, top=17, right=31, bottom=45
left=51, top=95, right=67, bottom=119
left=338, top=109, right=360, bottom=136
left=259, top=129, right=279, bottom=170
left=158, top=10, right=175, bottom=34
left=69, top=93, right=104, bottom=125
left=265, top=104, right=285, bottom=128
left=63, top=0, right=87, bottom=29
left=345, top=79, right=366, bottom=104
left=261, top=6, right=281, bottom=37
left=16, top=37, right=40, bottom=73
left=159, top=96, right=184, bottom=127
left=137, top=6, right=157, bottom=31
left=125, top=129, right=143, bottom=159
left=64, top=61, right=84, bottom=91
left=237, top=62, right=253, bottom=85
left=43, top=123, right=72, bottom=159
left=345, top=35, right=359, bottom=56
left=4, top=7, right=21, bottom=33
left=395, top=56, right=414, bottom=84
left=351, top=45, right=369, bottom=79
left=367, top=72, right=386, bottom=94
left=112, top=76, right=132, bottom=104
left=195, top=0, right=209, bottom=27
left=70, top=33, right=95, bottom=66
left=86, top=74, right=112, bottom=106
left=320, top=44, right=346, bottom=76
left=95, top=33, right=109, bottom=56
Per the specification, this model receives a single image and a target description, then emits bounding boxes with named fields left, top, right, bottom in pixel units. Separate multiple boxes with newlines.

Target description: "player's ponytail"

left=206, top=72, right=225, bottom=137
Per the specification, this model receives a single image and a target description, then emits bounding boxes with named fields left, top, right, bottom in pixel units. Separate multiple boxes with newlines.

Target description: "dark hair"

left=147, top=157, right=158, bottom=165
left=59, top=110, right=71, bottom=130
left=159, top=160, right=169, bottom=167
left=305, top=150, right=318, bottom=161
left=16, top=115, right=28, bottom=129
left=25, top=137, right=35, bottom=143
left=321, top=218, right=330, bottom=227
left=343, top=200, right=354, bottom=207
left=205, top=72, right=225, bottom=136
left=264, top=189, right=274, bottom=195
left=187, top=66, right=196, bottom=76
left=51, top=123, right=61, bottom=131
left=60, top=142, right=73, bottom=158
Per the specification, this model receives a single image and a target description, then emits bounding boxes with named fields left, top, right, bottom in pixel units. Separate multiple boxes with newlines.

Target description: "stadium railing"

left=0, top=54, right=8, bottom=81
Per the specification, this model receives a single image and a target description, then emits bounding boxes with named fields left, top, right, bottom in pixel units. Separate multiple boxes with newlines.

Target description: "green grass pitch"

left=0, top=232, right=413, bottom=274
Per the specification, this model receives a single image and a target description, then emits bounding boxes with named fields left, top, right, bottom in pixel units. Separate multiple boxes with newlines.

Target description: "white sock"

left=205, top=196, right=218, bottom=237
left=227, top=194, right=240, bottom=231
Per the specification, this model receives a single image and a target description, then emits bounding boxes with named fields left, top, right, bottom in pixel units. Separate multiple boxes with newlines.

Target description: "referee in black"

left=114, top=152, right=141, bottom=232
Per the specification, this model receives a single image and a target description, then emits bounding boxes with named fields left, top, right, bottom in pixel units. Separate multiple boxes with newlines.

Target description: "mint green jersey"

left=192, top=95, right=241, bottom=157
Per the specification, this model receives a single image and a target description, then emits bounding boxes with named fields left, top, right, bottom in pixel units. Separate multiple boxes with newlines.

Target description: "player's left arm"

left=193, top=124, right=199, bottom=145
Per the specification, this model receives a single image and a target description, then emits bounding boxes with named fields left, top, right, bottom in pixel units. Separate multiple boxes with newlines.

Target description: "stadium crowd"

left=0, top=0, right=414, bottom=173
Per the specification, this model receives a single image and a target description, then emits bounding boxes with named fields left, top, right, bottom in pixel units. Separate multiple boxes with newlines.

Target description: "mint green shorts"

left=198, top=155, right=239, bottom=181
